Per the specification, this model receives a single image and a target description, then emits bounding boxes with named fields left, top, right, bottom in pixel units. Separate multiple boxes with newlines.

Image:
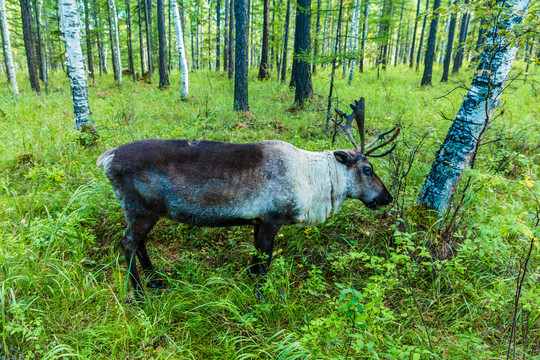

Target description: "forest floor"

left=0, top=64, right=539, bottom=359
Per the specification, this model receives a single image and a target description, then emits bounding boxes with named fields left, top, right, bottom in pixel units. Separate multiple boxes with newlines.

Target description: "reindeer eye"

left=362, top=165, right=372, bottom=175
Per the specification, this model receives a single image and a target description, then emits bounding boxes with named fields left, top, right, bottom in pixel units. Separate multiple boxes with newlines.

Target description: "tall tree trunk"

left=83, top=0, right=95, bottom=82
left=107, top=0, right=118, bottom=81
left=92, top=0, right=105, bottom=75
left=258, top=0, right=270, bottom=79
left=294, top=0, right=312, bottom=105
left=157, top=0, right=169, bottom=87
left=32, top=0, right=44, bottom=82
left=125, top=0, right=135, bottom=80
left=171, top=0, right=188, bottom=99
left=0, top=0, right=18, bottom=94
left=348, top=0, right=361, bottom=83
left=311, top=0, right=321, bottom=74
left=280, top=0, right=291, bottom=83
left=0, top=23, right=7, bottom=79
left=359, top=0, right=369, bottom=72
left=325, top=0, right=344, bottom=129
left=393, top=0, right=404, bottom=66
left=417, top=0, right=531, bottom=217
left=228, top=0, right=235, bottom=79
left=409, top=0, right=421, bottom=67
left=60, top=0, right=94, bottom=132
left=20, top=0, right=40, bottom=92
left=108, top=0, right=122, bottom=84
left=223, top=0, right=229, bottom=70
left=168, top=0, right=171, bottom=71
left=37, top=0, right=48, bottom=90
left=452, top=0, right=470, bottom=73
left=233, top=0, right=248, bottom=110
left=215, top=0, right=221, bottom=70
left=144, top=0, right=153, bottom=75
left=138, top=0, right=145, bottom=76
left=415, top=0, right=429, bottom=70
left=420, top=0, right=441, bottom=86
left=441, top=0, right=458, bottom=82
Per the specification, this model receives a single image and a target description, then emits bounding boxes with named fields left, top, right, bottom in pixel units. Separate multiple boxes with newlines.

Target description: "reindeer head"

left=333, top=98, right=400, bottom=209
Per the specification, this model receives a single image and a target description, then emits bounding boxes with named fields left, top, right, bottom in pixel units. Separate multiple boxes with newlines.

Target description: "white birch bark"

left=0, top=0, right=18, bottom=94
left=60, top=0, right=94, bottom=131
left=108, top=0, right=122, bottom=84
left=37, top=0, right=48, bottom=91
left=171, top=0, right=189, bottom=99
left=348, top=0, right=362, bottom=84
left=417, top=0, right=531, bottom=216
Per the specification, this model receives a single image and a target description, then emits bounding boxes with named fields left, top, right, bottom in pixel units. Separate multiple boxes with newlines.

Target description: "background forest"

left=0, top=0, right=539, bottom=358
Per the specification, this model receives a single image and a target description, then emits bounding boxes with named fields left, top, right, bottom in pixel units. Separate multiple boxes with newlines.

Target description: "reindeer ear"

left=334, top=151, right=356, bottom=166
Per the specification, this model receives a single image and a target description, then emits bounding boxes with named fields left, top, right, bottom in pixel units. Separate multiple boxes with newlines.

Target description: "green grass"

left=0, top=63, right=539, bottom=359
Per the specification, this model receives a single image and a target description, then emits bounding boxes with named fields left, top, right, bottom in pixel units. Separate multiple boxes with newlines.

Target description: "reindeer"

left=97, top=98, right=399, bottom=299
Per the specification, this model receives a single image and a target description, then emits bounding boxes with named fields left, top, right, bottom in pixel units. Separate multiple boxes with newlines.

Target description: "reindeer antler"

left=334, top=97, right=400, bottom=157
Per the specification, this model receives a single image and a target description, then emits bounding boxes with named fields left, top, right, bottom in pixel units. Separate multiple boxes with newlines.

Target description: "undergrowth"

left=0, top=64, right=539, bottom=359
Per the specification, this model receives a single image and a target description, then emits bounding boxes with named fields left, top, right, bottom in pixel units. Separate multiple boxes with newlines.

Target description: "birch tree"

left=59, top=0, right=94, bottom=132
left=171, top=0, right=189, bottom=99
left=0, top=0, right=18, bottom=94
left=348, top=0, right=362, bottom=84
left=417, top=0, right=531, bottom=217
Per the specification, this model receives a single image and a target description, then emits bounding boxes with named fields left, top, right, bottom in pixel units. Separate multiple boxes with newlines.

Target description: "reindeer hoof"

left=147, top=279, right=166, bottom=290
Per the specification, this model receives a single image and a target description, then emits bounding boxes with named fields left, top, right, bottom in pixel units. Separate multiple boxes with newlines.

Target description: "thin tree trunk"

left=415, top=0, right=429, bottom=70
left=420, top=0, right=441, bottom=86
left=144, top=0, right=153, bottom=75
left=138, top=0, right=145, bottom=76
left=125, top=0, right=135, bottom=80
left=0, top=0, right=18, bottom=93
left=417, top=0, right=531, bottom=217
left=280, top=0, right=291, bottom=83
left=224, top=0, right=229, bottom=70
left=109, top=0, right=122, bottom=84
left=348, top=0, right=361, bottom=83
left=294, top=0, right=312, bottom=105
left=107, top=0, right=118, bottom=81
left=359, top=0, right=369, bottom=72
left=83, top=0, right=95, bottom=82
left=92, top=0, right=106, bottom=74
left=441, top=0, right=458, bottom=82
left=409, top=0, right=421, bottom=67
left=311, top=0, right=321, bottom=74
left=32, top=0, right=44, bottom=82
left=452, top=0, right=470, bottom=73
left=216, top=0, right=221, bottom=70
left=228, top=0, right=235, bottom=79
left=325, top=0, right=344, bottom=130
left=258, top=0, right=270, bottom=79
left=393, top=0, right=404, bottom=66
left=234, top=0, right=248, bottom=110
left=60, top=0, right=94, bottom=132
left=157, top=0, right=169, bottom=87
left=20, top=0, right=41, bottom=92
left=171, top=0, right=188, bottom=99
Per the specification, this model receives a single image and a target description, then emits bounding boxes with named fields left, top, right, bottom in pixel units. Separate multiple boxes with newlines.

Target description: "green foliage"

left=0, top=64, right=539, bottom=359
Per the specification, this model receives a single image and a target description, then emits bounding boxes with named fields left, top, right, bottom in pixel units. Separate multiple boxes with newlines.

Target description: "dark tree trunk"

left=420, top=0, right=441, bottom=86
left=216, top=0, right=221, bottom=70
left=312, top=0, right=321, bottom=74
left=224, top=0, right=229, bottom=70
left=280, top=0, right=291, bottom=83
left=325, top=0, right=343, bottom=129
left=138, top=0, right=145, bottom=76
left=228, top=0, right=235, bottom=79
left=289, top=4, right=299, bottom=87
left=359, top=0, right=369, bottom=73
left=233, top=0, right=248, bottom=110
left=409, top=0, right=421, bottom=68
left=126, top=0, right=135, bottom=80
left=393, top=0, right=405, bottom=66
left=157, top=0, right=169, bottom=87
left=144, top=0, right=153, bottom=75
left=31, top=0, right=44, bottom=82
left=92, top=0, right=105, bottom=75
left=415, top=0, right=429, bottom=70
left=294, top=0, right=312, bottom=105
left=441, top=0, right=458, bottom=82
left=258, top=0, right=270, bottom=79
left=107, top=0, right=118, bottom=81
left=378, top=0, right=392, bottom=70
left=20, top=0, right=40, bottom=92
left=0, top=20, right=9, bottom=82
left=83, top=0, right=95, bottom=82
left=452, top=0, right=470, bottom=73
